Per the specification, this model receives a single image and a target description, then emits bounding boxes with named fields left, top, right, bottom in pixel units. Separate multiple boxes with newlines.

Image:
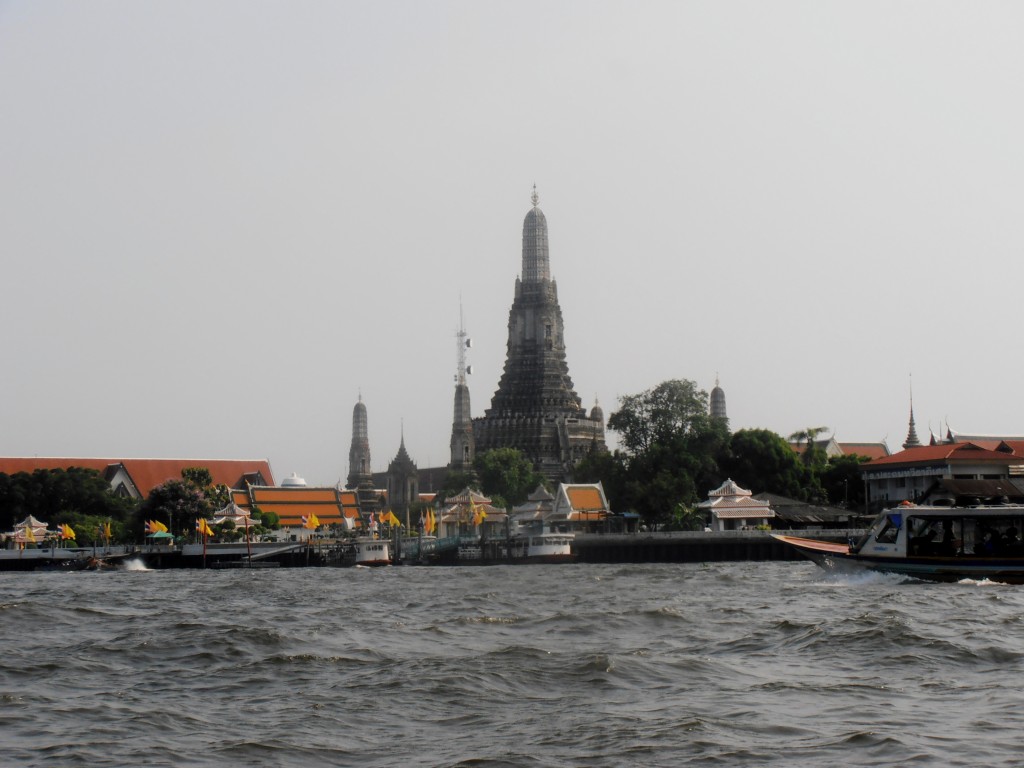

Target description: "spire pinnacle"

left=903, top=375, right=922, bottom=449
left=531, top=184, right=539, bottom=207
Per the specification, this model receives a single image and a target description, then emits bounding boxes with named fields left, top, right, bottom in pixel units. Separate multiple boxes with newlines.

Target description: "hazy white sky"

left=3, top=1, right=1023, bottom=486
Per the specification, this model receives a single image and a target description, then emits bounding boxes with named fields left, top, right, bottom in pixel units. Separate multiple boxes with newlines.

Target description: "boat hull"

left=774, top=534, right=1024, bottom=584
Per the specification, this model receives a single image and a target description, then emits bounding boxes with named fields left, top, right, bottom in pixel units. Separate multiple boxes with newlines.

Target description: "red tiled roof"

left=838, top=443, right=890, bottom=460
left=864, top=443, right=1024, bottom=468
left=997, top=441, right=1024, bottom=456
left=0, top=457, right=274, bottom=498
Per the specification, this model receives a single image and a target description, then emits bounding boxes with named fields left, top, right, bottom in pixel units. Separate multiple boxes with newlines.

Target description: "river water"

left=1, top=560, right=1022, bottom=767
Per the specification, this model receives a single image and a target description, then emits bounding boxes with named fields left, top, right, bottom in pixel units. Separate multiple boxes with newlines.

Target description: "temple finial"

left=531, top=184, right=539, bottom=207
left=903, top=374, right=921, bottom=449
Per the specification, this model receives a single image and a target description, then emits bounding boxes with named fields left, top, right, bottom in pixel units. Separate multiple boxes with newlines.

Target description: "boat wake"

left=810, top=570, right=915, bottom=588
left=955, top=577, right=1006, bottom=587
left=119, top=558, right=152, bottom=572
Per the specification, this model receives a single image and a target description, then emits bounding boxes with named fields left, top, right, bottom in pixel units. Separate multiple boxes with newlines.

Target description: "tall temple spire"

left=710, top=374, right=728, bottom=422
left=387, top=428, right=418, bottom=529
left=903, top=377, right=922, bottom=449
left=346, top=395, right=372, bottom=489
left=473, top=188, right=606, bottom=482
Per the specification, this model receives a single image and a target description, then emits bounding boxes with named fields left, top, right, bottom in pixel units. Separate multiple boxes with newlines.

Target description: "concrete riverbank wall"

left=574, top=529, right=862, bottom=564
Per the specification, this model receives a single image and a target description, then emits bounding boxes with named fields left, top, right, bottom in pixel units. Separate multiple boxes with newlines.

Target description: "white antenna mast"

left=456, top=299, right=472, bottom=385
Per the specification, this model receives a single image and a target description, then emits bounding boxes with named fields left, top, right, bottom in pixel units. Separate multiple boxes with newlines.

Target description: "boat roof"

left=883, top=503, right=1024, bottom=517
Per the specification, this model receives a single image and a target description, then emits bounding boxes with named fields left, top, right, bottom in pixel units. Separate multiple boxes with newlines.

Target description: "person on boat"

left=939, top=519, right=957, bottom=556
left=997, top=526, right=1020, bottom=555
left=976, top=527, right=998, bottom=556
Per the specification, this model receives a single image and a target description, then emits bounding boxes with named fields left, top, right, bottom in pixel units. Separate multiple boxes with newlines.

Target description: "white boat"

left=351, top=538, right=391, bottom=566
left=522, top=532, right=576, bottom=564
left=776, top=502, right=1024, bottom=583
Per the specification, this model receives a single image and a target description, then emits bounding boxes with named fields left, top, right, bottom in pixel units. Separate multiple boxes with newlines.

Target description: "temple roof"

left=864, top=442, right=1024, bottom=469
left=0, top=457, right=274, bottom=498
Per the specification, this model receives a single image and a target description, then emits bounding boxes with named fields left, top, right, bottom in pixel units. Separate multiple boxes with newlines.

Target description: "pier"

left=573, top=529, right=861, bottom=564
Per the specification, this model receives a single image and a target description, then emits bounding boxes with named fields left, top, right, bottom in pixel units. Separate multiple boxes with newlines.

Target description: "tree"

left=137, top=480, right=207, bottom=537
left=0, top=468, right=137, bottom=533
left=181, top=467, right=213, bottom=488
left=609, top=379, right=715, bottom=455
left=256, top=508, right=280, bottom=529
left=181, top=467, right=231, bottom=512
left=721, top=428, right=810, bottom=499
left=664, top=501, right=706, bottom=532
left=604, top=379, right=730, bottom=525
left=788, top=426, right=829, bottom=468
left=439, top=469, right=479, bottom=502
left=473, top=448, right=545, bottom=508
left=820, top=454, right=869, bottom=509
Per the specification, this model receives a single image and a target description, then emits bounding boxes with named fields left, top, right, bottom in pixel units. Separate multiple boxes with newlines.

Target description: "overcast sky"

left=2, top=2, right=1023, bottom=486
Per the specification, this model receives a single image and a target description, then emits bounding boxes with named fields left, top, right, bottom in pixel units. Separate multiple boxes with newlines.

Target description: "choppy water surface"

left=2, top=561, right=1024, bottom=766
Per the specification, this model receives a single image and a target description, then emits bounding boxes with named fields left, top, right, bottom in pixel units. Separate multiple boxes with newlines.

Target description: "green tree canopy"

left=0, top=468, right=137, bottom=533
left=788, top=426, right=830, bottom=469
left=720, top=428, right=810, bottom=499
left=820, top=453, right=869, bottom=508
left=603, top=379, right=730, bottom=524
left=137, top=479, right=207, bottom=537
left=439, top=469, right=479, bottom=502
left=609, top=379, right=715, bottom=455
left=181, top=467, right=231, bottom=511
left=473, top=448, right=545, bottom=508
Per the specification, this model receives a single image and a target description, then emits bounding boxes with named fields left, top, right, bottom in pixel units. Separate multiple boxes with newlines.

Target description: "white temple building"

left=698, top=479, right=775, bottom=531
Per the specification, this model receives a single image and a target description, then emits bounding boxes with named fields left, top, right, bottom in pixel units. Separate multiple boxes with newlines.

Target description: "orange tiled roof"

left=0, top=457, right=274, bottom=498
left=566, top=486, right=605, bottom=511
left=338, top=490, right=362, bottom=526
left=247, top=486, right=347, bottom=526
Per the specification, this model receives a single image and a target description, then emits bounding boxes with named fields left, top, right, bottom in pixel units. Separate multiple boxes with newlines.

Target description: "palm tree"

left=789, top=426, right=829, bottom=465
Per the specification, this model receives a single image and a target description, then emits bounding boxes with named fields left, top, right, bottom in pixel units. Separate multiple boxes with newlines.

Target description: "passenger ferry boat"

left=522, top=531, right=576, bottom=564
left=776, top=502, right=1024, bottom=583
left=351, top=538, right=391, bottom=567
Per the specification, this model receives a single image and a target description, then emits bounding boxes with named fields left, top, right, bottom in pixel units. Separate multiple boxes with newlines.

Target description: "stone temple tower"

left=346, top=395, right=372, bottom=490
left=473, top=187, right=606, bottom=482
left=387, top=431, right=419, bottom=528
left=710, top=376, right=728, bottom=422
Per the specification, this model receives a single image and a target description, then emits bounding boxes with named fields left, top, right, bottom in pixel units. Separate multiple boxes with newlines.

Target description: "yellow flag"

left=61, top=524, right=76, bottom=540
left=24, top=525, right=36, bottom=543
left=303, top=514, right=320, bottom=530
left=103, top=521, right=112, bottom=539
